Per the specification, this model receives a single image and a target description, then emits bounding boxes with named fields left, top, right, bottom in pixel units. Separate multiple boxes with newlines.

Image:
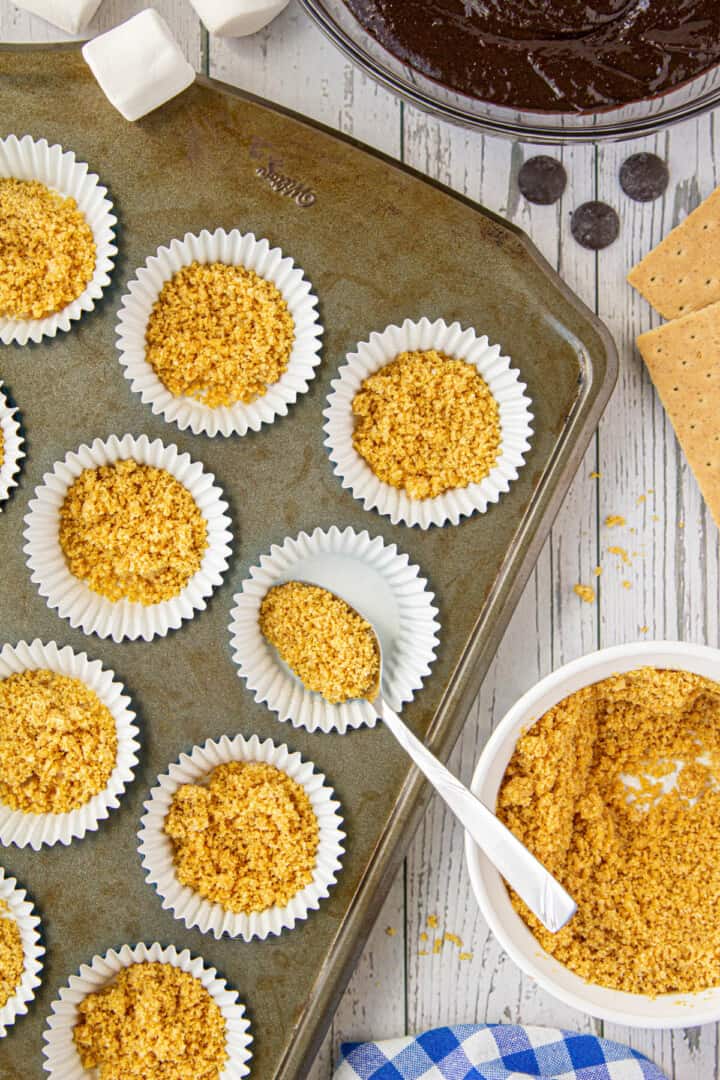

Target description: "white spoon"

left=339, top=588, right=577, bottom=934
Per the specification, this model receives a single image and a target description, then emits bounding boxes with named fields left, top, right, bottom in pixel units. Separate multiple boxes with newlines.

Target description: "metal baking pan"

left=0, top=46, right=617, bottom=1080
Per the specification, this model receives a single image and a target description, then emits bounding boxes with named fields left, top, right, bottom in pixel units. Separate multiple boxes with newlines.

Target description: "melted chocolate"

left=344, top=1, right=720, bottom=114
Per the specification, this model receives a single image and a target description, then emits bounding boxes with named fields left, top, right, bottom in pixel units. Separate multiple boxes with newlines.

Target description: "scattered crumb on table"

left=573, top=584, right=595, bottom=604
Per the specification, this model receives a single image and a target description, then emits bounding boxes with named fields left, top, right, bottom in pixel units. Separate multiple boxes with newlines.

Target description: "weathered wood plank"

left=596, top=113, right=720, bottom=1079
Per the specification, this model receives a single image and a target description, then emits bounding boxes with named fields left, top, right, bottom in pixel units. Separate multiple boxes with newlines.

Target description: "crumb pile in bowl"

left=0, top=669, right=117, bottom=814
left=352, top=349, right=501, bottom=499
left=145, top=261, right=295, bottom=407
left=0, top=178, right=95, bottom=319
left=59, top=459, right=208, bottom=605
left=498, top=667, right=720, bottom=996
left=0, top=899, right=23, bottom=1008
left=72, top=962, right=227, bottom=1080
left=259, top=581, right=380, bottom=703
left=165, top=761, right=319, bottom=914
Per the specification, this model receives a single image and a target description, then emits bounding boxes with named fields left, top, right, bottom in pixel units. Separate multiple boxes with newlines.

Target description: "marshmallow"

left=189, top=0, right=290, bottom=37
left=12, top=0, right=102, bottom=34
left=82, top=9, right=195, bottom=122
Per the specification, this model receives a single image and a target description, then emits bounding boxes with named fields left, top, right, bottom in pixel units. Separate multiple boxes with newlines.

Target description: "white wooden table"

left=2, top=3, right=719, bottom=1077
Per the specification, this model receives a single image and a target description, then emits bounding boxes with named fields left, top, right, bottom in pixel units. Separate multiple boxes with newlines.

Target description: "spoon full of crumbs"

left=261, top=581, right=577, bottom=934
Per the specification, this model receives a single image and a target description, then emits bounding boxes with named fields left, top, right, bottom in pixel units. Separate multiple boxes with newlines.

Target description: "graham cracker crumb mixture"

left=165, top=761, right=319, bottom=914
left=145, top=261, right=295, bottom=408
left=0, top=899, right=23, bottom=1009
left=0, top=178, right=95, bottom=319
left=352, top=350, right=501, bottom=500
left=0, top=669, right=117, bottom=814
left=59, top=459, right=207, bottom=605
left=73, top=962, right=227, bottom=1080
left=259, top=581, right=380, bottom=704
left=498, top=667, right=720, bottom=995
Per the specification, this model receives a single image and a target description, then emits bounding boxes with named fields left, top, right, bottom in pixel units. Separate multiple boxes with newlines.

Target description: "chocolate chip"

left=619, top=153, right=669, bottom=202
left=571, top=201, right=620, bottom=250
left=518, top=155, right=567, bottom=205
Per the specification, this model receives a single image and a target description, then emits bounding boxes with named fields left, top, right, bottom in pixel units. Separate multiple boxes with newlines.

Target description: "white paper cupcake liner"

left=0, top=381, right=25, bottom=507
left=116, top=228, right=323, bottom=437
left=0, top=866, right=44, bottom=1038
left=23, top=433, right=233, bottom=643
left=0, top=639, right=140, bottom=850
left=323, top=317, right=534, bottom=528
left=0, top=135, right=117, bottom=346
left=139, top=733, right=345, bottom=942
left=43, top=941, right=252, bottom=1079
left=229, top=525, right=440, bottom=734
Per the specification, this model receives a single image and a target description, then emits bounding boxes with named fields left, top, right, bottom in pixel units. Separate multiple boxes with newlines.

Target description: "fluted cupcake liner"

left=0, top=381, right=24, bottom=507
left=324, top=316, right=533, bottom=528
left=43, top=941, right=252, bottom=1078
left=138, top=733, right=345, bottom=941
left=0, top=135, right=116, bottom=346
left=116, top=228, right=323, bottom=437
left=23, top=433, right=233, bottom=643
left=0, top=639, right=139, bottom=849
left=0, top=866, right=44, bottom=1038
left=229, top=525, right=440, bottom=733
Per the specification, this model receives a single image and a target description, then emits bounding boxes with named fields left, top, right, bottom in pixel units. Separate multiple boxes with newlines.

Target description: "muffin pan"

left=0, top=46, right=617, bottom=1080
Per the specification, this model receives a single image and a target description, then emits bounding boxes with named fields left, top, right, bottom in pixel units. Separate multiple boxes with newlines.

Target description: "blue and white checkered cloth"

left=336, top=1025, right=667, bottom=1080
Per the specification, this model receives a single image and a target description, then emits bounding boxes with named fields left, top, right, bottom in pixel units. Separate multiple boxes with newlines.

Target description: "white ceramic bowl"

left=465, top=640, right=720, bottom=1029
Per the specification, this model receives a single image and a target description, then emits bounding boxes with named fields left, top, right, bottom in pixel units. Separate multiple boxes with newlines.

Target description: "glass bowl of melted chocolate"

left=300, top=0, right=720, bottom=140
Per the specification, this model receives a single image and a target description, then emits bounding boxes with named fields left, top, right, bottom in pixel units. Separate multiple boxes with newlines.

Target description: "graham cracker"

left=628, top=184, right=720, bottom=320
left=637, top=299, right=720, bottom=527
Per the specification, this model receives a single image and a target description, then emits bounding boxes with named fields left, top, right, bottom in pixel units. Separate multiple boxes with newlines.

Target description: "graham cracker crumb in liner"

left=0, top=899, right=23, bottom=1009
left=351, top=349, right=501, bottom=500
left=165, top=761, right=319, bottom=915
left=73, top=962, right=227, bottom=1080
left=0, top=178, right=95, bottom=320
left=0, top=669, right=117, bottom=814
left=59, top=459, right=208, bottom=605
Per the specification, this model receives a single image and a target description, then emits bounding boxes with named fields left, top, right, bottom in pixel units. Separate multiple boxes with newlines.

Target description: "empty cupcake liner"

left=138, top=733, right=345, bottom=941
left=229, top=525, right=440, bottom=734
left=0, top=381, right=25, bottom=507
left=0, top=135, right=117, bottom=346
left=0, top=639, right=140, bottom=850
left=0, top=866, right=44, bottom=1038
left=42, top=941, right=252, bottom=1079
left=116, top=228, right=323, bottom=437
left=323, top=317, right=534, bottom=528
left=23, top=433, right=233, bottom=643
